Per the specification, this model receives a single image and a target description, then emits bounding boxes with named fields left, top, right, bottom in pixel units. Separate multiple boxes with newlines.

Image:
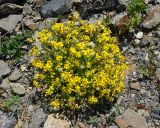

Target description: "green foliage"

left=128, top=0, right=147, bottom=26
left=1, top=95, right=20, bottom=111
left=118, top=0, right=147, bottom=34
left=88, top=115, right=101, bottom=127
left=0, top=31, right=33, bottom=59
left=139, top=52, right=157, bottom=77
left=103, top=16, right=111, bottom=26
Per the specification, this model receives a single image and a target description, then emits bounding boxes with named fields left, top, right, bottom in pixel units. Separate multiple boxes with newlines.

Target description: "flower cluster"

left=29, top=17, right=127, bottom=109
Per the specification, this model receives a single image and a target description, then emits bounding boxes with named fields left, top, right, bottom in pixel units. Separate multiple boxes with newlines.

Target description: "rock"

left=24, top=19, right=39, bottom=31
left=0, top=112, right=17, bottom=128
left=134, top=39, right=141, bottom=45
left=0, top=0, right=19, bottom=5
left=142, top=5, right=160, bottom=29
left=77, top=122, right=86, bottom=128
left=35, top=0, right=44, bottom=7
left=0, top=3, right=22, bottom=16
left=141, top=35, right=153, bottom=46
left=10, top=83, right=25, bottom=95
left=0, top=60, right=11, bottom=78
left=30, top=108, right=47, bottom=128
left=115, top=108, right=148, bottom=128
left=144, top=53, right=149, bottom=62
left=111, top=12, right=128, bottom=26
left=0, top=78, right=10, bottom=89
left=117, top=96, right=123, bottom=105
left=118, top=0, right=130, bottom=6
left=76, top=0, right=117, bottom=18
left=31, top=108, right=46, bottom=128
left=115, top=117, right=128, bottom=128
left=135, top=31, right=143, bottom=39
left=151, top=112, right=160, bottom=120
left=0, top=14, right=22, bottom=33
left=40, top=0, right=73, bottom=18
left=23, top=3, right=33, bottom=15
left=9, top=69, right=22, bottom=81
left=44, top=114, right=70, bottom=128
left=20, top=65, right=27, bottom=72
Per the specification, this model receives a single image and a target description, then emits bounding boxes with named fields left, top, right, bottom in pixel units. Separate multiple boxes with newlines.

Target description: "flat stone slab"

left=0, top=60, right=11, bottom=78
left=115, top=108, right=148, bottom=128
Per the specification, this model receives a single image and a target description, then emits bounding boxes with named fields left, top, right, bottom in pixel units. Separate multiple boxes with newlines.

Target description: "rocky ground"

left=0, top=0, right=160, bottom=128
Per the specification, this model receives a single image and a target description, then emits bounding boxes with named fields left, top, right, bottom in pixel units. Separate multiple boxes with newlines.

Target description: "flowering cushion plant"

left=29, top=15, right=127, bottom=109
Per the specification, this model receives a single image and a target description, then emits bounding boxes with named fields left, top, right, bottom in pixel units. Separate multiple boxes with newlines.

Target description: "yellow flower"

left=29, top=46, right=38, bottom=56
left=64, top=61, right=71, bottom=70
left=56, top=55, right=63, bottom=62
left=50, top=99, right=60, bottom=109
left=51, top=41, right=64, bottom=49
left=33, top=80, right=39, bottom=88
left=88, top=96, right=98, bottom=104
left=44, top=60, right=52, bottom=72
left=30, top=15, right=128, bottom=109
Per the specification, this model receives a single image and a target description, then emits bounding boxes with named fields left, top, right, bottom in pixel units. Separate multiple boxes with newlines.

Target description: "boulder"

left=24, top=19, right=40, bottom=31
left=111, top=12, right=128, bottom=26
left=9, top=69, right=22, bottom=81
left=76, top=0, right=117, bottom=18
left=40, top=0, right=73, bottom=18
left=44, top=114, right=70, bottom=128
left=0, top=60, right=11, bottom=78
left=142, top=5, right=160, bottom=29
left=129, top=82, right=142, bottom=91
left=115, top=108, right=148, bottom=128
left=10, top=83, right=25, bottom=95
left=0, top=112, right=17, bottom=128
left=0, top=78, right=10, bottom=90
left=30, top=108, right=47, bottom=128
left=0, top=3, right=22, bottom=16
left=0, top=14, right=22, bottom=33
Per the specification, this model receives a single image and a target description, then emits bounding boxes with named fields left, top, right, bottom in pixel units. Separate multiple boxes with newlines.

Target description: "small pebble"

left=135, top=32, right=143, bottom=39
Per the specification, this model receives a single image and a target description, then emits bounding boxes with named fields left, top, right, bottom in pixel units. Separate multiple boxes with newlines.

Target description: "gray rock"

left=142, top=5, right=160, bottom=29
left=0, top=3, right=23, bottom=16
left=9, top=69, right=22, bottom=81
left=115, top=108, right=148, bottom=128
left=0, top=78, right=10, bottom=90
left=0, top=14, right=22, bottom=33
left=10, top=83, right=25, bottom=95
left=74, top=0, right=117, bottom=18
left=0, top=60, right=11, bottom=78
left=151, top=113, right=160, bottom=120
left=141, top=35, right=153, bottom=46
left=30, top=108, right=47, bottom=128
left=0, top=112, right=17, bottom=128
left=134, top=39, right=141, bottom=45
left=40, top=0, right=73, bottom=18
